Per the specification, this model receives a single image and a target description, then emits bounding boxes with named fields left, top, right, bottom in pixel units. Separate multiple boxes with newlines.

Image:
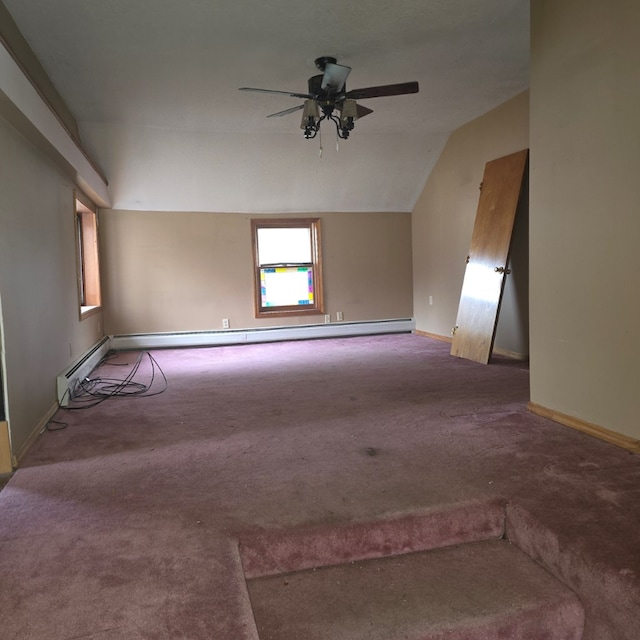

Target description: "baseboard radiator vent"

left=110, top=318, right=415, bottom=351
left=56, top=336, right=111, bottom=406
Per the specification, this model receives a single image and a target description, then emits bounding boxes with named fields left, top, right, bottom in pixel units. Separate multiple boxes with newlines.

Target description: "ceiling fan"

left=240, top=56, right=419, bottom=140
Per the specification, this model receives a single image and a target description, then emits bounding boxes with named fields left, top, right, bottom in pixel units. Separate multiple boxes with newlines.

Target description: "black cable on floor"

left=64, top=351, right=168, bottom=411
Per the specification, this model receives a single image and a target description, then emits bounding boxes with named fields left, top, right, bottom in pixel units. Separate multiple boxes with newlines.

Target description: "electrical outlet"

left=429, top=296, right=433, bottom=306
left=324, top=314, right=331, bottom=324
left=336, top=311, right=344, bottom=321
left=222, top=318, right=230, bottom=329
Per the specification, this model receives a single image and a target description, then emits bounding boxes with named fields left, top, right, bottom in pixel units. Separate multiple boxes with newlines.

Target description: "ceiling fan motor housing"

left=308, top=74, right=328, bottom=98
left=314, top=56, right=337, bottom=71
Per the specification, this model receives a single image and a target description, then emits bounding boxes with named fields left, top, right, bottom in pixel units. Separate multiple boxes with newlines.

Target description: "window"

left=75, top=196, right=101, bottom=318
left=251, top=218, right=324, bottom=317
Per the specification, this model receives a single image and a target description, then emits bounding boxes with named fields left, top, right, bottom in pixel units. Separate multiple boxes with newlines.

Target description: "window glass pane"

left=260, top=266, right=314, bottom=307
left=257, top=227, right=311, bottom=265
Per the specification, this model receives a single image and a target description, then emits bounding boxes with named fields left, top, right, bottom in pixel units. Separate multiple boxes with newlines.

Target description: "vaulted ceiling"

left=4, top=0, right=529, bottom=213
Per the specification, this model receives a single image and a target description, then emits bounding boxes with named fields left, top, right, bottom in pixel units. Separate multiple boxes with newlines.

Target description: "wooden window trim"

left=251, top=218, right=324, bottom=318
left=75, top=194, right=102, bottom=319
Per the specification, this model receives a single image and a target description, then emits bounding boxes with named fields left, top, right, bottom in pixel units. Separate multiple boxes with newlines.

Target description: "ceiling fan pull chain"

left=319, top=125, right=323, bottom=157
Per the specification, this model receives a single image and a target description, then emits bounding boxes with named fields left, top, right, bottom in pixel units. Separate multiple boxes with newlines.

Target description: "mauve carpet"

left=0, top=334, right=639, bottom=639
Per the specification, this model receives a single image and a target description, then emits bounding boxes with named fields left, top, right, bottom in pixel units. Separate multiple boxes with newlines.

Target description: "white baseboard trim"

left=110, top=318, right=415, bottom=351
left=56, top=336, right=111, bottom=406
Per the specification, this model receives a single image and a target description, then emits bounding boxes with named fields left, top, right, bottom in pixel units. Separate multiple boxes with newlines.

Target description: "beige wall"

left=100, top=210, right=413, bottom=335
left=529, top=0, right=640, bottom=438
left=0, top=117, right=103, bottom=455
left=411, top=91, right=530, bottom=355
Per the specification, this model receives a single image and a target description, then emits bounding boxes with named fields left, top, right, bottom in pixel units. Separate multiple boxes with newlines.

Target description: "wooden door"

left=0, top=296, right=10, bottom=472
left=450, top=149, right=528, bottom=364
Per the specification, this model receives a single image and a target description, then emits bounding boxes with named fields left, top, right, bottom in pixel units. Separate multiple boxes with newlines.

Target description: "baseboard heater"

left=109, top=318, right=415, bottom=351
left=56, top=336, right=111, bottom=406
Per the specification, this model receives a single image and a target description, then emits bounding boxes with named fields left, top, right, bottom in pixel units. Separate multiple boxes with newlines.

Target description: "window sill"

left=256, top=308, right=324, bottom=319
left=80, top=305, right=101, bottom=320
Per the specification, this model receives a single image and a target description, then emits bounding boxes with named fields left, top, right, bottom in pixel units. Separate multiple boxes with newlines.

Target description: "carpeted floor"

left=0, top=334, right=638, bottom=639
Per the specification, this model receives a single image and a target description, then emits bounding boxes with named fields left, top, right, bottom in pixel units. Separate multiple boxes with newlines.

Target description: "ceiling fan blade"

left=239, top=87, right=312, bottom=100
left=321, top=63, right=351, bottom=93
left=345, top=81, right=419, bottom=100
left=356, top=104, right=374, bottom=119
left=266, top=104, right=305, bottom=118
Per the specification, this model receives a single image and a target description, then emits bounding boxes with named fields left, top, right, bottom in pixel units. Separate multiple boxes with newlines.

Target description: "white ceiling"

left=4, top=0, right=529, bottom=213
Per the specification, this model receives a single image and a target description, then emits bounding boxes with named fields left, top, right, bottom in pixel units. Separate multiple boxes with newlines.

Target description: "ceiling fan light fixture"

left=302, top=100, right=357, bottom=140
left=301, top=100, right=320, bottom=135
left=340, top=99, right=358, bottom=128
left=320, top=62, right=351, bottom=94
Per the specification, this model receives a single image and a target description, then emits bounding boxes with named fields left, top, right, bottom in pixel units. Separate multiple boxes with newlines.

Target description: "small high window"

left=251, top=219, right=324, bottom=317
left=75, top=196, right=101, bottom=318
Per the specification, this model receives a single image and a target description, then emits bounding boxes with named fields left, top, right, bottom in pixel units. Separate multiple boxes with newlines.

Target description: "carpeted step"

left=239, top=499, right=505, bottom=579
left=246, top=539, right=584, bottom=640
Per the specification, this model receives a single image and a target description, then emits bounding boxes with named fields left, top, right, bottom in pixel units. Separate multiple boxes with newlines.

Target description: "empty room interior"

left=1, top=1, right=639, bottom=639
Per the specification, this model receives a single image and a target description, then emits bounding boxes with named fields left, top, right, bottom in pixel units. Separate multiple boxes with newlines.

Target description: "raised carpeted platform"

left=239, top=499, right=505, bottom=579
